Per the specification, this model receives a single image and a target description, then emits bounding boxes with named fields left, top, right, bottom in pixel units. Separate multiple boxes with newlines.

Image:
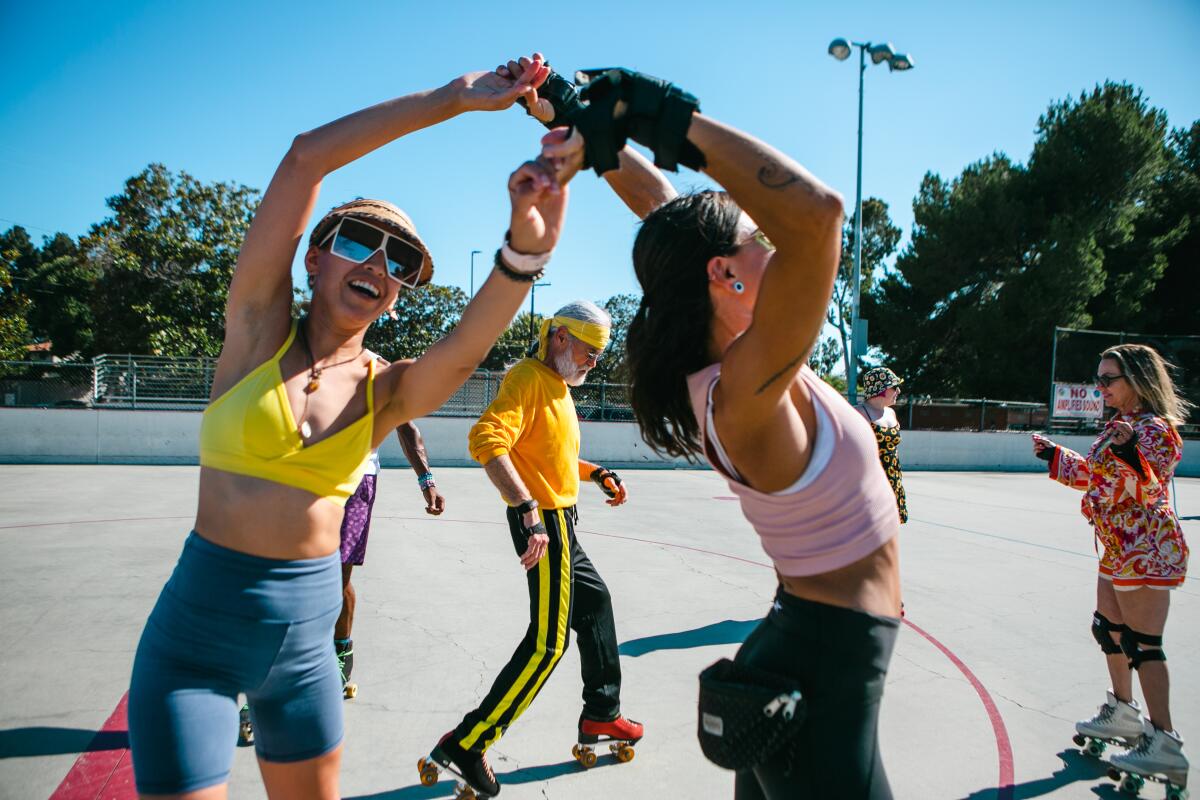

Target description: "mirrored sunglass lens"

left=332, top=219, right=385, bottom=262
left=385, top=238, right=424, bottom=284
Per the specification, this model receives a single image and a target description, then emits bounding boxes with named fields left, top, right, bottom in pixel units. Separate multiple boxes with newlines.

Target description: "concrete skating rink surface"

left=1, top=465, right=1196, bottom=799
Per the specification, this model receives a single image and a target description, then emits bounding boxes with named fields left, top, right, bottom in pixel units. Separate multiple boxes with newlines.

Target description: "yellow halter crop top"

left=199, top=320, right=375, bottom=505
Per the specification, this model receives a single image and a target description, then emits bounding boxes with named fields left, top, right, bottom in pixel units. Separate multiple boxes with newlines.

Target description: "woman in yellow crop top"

left=127, top=54, right=580, bottom=800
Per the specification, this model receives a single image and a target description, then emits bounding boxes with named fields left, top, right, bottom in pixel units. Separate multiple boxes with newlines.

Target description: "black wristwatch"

left=515, top=499, right=539, bottom=517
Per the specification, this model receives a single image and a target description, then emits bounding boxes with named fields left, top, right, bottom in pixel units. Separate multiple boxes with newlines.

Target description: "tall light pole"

left=530, top=281, right=551, bottom=348
left=469, top=249, right=482, bottom=297
left=828, top=37, right=914, bottom=405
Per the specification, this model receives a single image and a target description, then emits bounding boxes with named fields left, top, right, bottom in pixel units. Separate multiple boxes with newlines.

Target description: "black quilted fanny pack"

left=697, top=658, right=806, bottom=770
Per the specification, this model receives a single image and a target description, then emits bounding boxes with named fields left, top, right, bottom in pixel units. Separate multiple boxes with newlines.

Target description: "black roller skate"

left=237, top=703, right=253, bottom=746
left=417, top=730, right=501, bottom=798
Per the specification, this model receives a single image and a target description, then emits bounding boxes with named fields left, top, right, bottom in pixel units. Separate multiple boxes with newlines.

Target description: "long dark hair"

left=626, top=191, right=743, bottom=459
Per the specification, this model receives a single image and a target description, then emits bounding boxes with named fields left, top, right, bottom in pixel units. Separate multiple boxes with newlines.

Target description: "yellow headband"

left=537, top=316, right=611, bottom=360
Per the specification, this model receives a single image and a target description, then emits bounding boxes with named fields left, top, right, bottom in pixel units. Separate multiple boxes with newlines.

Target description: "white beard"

left=553, top=349, right=588, bottom=386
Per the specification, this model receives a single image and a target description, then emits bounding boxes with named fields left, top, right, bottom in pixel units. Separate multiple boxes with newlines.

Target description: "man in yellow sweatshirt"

left=423, top=300, right=643, bottom=797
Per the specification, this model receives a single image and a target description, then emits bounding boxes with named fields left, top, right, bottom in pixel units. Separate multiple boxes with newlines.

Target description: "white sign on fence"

left=1053, top=383, right=1104, bottom=419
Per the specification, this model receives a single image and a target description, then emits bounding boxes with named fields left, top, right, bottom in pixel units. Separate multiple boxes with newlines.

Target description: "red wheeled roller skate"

left=572, top=715, right=644, bottom=768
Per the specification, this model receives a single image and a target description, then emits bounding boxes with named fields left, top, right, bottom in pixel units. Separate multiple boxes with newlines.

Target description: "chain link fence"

left=1050, top=327, right=1200, bottom=435
left=1, top=356, right=1119, bottom=433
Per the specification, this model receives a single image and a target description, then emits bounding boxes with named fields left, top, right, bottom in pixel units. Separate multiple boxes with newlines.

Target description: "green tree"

left=84, top=163, right=260, bottom=356
left=481, top=311, right=543, bottom=371
left=587, top=293, right=639, bottom=384
left=363, top=284, right=467, bottom=361
left=830, top=198, right=901, bottom=379
left=1144, top=121, right=1200, bottom=334
left=0, top=228, right=36, bottom=360
left=866, top=83, right=1185, bottom=400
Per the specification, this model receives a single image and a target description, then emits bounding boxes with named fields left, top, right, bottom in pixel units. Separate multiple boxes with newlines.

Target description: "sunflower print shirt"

left=859, top=406, right=908, bottom=524
left=1049, top=412, right=1188, bottom=589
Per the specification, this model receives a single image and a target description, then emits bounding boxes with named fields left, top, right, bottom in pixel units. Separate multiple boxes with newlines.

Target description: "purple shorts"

left=339, top=474, right=378, bottom=566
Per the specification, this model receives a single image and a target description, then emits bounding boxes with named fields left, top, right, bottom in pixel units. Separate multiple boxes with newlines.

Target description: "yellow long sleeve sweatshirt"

left=468, top=358, right=581, bottom=509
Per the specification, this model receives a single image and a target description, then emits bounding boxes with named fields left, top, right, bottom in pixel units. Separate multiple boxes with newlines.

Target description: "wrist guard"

left=516, top=68, right=586, bottom=129
left=571, top=68, right=704, bottom=175
left=589, top=467, right=623, bottom=499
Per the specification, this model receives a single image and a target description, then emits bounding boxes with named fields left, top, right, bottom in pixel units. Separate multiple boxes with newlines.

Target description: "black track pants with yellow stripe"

left=452, top=505, right=622, bottom=753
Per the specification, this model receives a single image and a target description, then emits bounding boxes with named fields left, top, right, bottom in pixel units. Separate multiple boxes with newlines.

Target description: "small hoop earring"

left=733, top=281, right=745, bottom=294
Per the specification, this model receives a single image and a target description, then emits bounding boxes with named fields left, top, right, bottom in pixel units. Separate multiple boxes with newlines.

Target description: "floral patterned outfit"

left=1049, top=412, right=1188, bottom=590
left=858, top=406, right=908, bottom=524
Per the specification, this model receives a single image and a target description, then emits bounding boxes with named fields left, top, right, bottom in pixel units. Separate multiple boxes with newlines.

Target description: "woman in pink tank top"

left=541, top=71, right=901, bottom=799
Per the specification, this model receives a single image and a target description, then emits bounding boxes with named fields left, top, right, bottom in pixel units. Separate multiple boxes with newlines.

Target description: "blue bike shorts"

left=128, top=531, right=343, bottom=794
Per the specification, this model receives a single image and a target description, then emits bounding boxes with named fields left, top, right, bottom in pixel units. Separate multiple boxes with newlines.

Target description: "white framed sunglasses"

left=319, top=217, right=426, bottom=288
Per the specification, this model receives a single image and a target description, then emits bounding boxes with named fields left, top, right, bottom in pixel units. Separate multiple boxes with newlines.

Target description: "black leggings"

left=734, top=588, right=899, bottom=800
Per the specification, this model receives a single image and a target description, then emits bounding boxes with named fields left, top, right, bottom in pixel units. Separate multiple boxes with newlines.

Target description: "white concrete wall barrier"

left=1, top=408, right=1197, bottom=477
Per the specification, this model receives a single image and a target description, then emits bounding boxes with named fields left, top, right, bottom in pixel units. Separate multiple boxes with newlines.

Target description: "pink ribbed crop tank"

left=686, top=363, right=899, bottom=577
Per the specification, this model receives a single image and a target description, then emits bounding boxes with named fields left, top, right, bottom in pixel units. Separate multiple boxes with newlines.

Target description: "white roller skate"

left=1073, top=690, right=1143, bottom=757
left=1107, top=721, right=1189, bottom=799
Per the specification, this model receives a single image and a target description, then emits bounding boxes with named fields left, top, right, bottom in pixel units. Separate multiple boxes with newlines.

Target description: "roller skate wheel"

left=1165, top=787, right=1188, bottom=800
left=455, top=786, right=477, bottom=800
left=576, top=747, right=597, bottom=768
left=1120, top=773, right=1144, bottom=795
left=344, top=682, right=358, bottom=699
left=1072, top=733, right=1086, bottom=747
left=417, top=759, right=438, bottom=787
left=1108, top=767, right=1123, bottom=782
left=1085, top=739, right=1106, bottom=758
left=614, top=744, right=635, bottom=763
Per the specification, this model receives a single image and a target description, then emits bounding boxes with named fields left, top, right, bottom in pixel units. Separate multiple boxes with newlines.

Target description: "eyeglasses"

left=319, top=217, right=426, bottom=288
left=1095, top=373, right=1126, bottom=388
left=569, top=334, right=603, bottom=363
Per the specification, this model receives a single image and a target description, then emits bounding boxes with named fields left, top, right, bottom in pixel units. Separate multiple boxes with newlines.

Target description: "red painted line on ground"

left=902, top=619, right=1015, bottom=799
left=49, top=692, right=136, bottom=800
left=581, top=525, right=1017, bottom=799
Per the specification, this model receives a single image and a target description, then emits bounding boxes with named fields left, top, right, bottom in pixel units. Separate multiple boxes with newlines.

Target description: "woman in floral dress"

left=1032, top=344, right=1190, bottom=792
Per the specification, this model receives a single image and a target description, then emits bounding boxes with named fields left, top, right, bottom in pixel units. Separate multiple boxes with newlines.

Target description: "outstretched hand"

left=453, top=54, right=550, bottom=113
left=508, top=158, right=569, bottom=254
left=498, top=56, right=557, bottom=123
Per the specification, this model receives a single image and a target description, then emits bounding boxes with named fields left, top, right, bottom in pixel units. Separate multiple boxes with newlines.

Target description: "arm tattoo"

left=755, top=352, right=806, bottom=395
left=757, top=154, right=800, bottom=189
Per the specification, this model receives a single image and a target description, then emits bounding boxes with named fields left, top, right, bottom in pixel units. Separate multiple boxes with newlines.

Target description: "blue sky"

left=2, top=0, right=1199, bottom=322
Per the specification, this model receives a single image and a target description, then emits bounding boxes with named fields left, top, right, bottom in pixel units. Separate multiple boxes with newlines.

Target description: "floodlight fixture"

left=828, top=37, right=852, bottom=60
left=868, top=42, right=896, bottom=65
left=889, top=52, right=915, bottom=71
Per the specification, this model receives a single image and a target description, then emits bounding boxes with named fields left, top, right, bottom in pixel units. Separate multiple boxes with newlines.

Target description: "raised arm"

left=221, top=62, right=550, bottom=373
left=377, top=153, right=573, bottom=425
left=687, top=114, right=844, bottom=405
left=603, top=147, right=678, bottom=220
left=540, top=71, right=842, bottom=415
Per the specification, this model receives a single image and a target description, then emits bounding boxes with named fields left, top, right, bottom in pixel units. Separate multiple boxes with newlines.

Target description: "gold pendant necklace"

left=295, top=318, right=363, bottom=438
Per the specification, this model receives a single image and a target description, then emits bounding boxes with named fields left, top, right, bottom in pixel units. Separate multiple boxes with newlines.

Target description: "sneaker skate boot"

left=417, top=731, right=500, bottom=799
left=1073, top=690, right=1143, bottom=757
left=1108, top=721, right=1189, bottom=799
left=335, top=638, right=357, bottom=699
left=573, top=714, right=644, bottom=767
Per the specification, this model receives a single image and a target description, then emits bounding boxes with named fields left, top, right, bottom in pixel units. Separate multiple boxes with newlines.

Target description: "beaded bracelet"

left=494, top=248, right=545, bottom=283
left=417, top=472, right=436, bottom=490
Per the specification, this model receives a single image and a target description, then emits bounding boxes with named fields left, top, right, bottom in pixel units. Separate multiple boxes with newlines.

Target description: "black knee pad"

left=1120, top=628, right=1166, bottom=669
left=1091, top=611, right=1126, bottom=655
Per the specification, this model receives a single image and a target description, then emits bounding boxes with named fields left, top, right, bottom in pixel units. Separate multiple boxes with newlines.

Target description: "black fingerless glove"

left=571, top=68, right=704, bottom=175
left=1110, top=435, right=1145, bottom=479
left=590, top=467, right=623, bottom=499
left=516, top=68, right=586, bottom=129
left=1035, top=445, right=1056, bottom=463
